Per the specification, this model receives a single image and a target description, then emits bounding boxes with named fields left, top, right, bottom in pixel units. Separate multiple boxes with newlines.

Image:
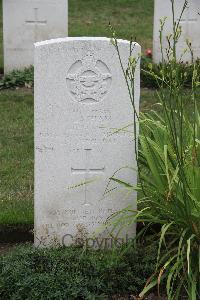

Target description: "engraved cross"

left=71, top=149, right=105, bottom=206
left=25, top=8, right=47, bottom=41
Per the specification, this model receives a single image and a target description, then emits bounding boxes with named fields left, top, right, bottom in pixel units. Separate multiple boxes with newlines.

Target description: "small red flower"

left=145, top=48, right=152, bottom=58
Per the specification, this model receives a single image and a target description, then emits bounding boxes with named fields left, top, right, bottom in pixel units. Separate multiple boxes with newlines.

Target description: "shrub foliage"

left=0, top=244, right=157, bottom=299
left=0, top=67, right=34, bottom=90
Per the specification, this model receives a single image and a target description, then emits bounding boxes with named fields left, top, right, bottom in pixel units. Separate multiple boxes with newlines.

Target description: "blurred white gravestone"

left=153, top=0, right=200, bottom=63
left=3, top=0, right=68, bottom=73
left=34, top=37, right=141, bottom=248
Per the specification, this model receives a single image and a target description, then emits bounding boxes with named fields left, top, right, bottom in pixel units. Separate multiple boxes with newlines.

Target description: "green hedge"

left=0, top=244, right=157, bottom=299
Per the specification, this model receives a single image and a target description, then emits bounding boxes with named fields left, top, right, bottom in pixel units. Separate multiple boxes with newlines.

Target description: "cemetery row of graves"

left=0, top=0, right=200, bottom=299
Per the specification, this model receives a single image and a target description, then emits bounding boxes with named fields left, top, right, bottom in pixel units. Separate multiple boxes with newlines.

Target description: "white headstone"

left=153, top=0, right=200, bottom=63
left=3, top=0, right=68, bottom=73
left=34, top=37, right=141, bottom=248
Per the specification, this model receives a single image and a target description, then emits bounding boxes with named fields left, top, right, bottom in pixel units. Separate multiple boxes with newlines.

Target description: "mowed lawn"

left=69, top=0, right=153, bottom=51
left=0, top=0, right=154, bottom=226
left=0, top=91, right=34, bottom=225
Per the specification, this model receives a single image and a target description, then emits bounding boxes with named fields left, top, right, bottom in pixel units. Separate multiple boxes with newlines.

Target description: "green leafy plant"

left=0, top=66, right=34, bottom=90
left=141, top=56, right=200, bottom=89
left=109, top=0, right=200, bottom=299
left=0, top=244, right=157, bottom=299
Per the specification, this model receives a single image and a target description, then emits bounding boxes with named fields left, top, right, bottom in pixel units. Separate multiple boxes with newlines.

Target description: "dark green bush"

left=0, top=66, right=34, bottom=89
left=141, top=56, right=200, bottom=89
left=0, top=244, right=157, bottom=299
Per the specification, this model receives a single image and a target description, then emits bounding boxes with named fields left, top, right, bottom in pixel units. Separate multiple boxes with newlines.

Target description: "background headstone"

left=3, top=0, right=68, bottom=73
left=34, top=37, right=140, bottom=248
left=153, top=0, right=200, bottom=63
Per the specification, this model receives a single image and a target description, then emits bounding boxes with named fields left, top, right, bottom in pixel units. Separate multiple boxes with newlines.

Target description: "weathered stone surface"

left=153, top=0, right=200, bottom=63
left=34, top=37, right=141, bottom=248
left=3, top=0, right=68, bottom=73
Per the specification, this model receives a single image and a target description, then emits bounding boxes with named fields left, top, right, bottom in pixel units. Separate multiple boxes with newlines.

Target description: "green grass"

left=69, top=0, right=153, bottom=51
left=0, top=90, right=34, bottom=225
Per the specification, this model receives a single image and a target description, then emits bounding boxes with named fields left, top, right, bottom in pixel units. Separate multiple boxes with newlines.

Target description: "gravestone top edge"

left=34, top=36, right=141, bottom=49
